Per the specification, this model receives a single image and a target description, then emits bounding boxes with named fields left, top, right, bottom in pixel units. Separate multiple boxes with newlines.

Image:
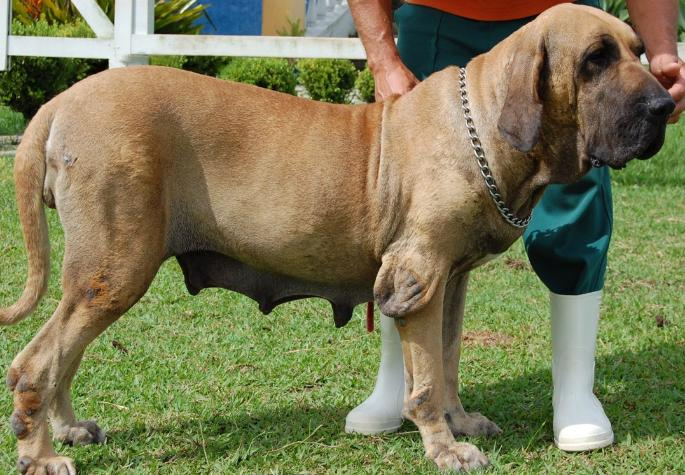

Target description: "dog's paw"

left=427, top=441, right=490, bottom=472
left=446, top=411, right=502, bottom=438
left=17, top=455, right=77, bottom=475
left=55, top=420, right=106, bottom=446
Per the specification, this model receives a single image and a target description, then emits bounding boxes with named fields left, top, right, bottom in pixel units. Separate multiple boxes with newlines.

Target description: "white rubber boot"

left=552, top=290, right=614, bottom=451
left=345, top=313, right=404, bottom=434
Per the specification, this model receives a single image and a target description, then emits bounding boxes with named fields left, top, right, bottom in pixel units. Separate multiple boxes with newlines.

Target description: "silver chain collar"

left=458, top=67, right=532, bottom=229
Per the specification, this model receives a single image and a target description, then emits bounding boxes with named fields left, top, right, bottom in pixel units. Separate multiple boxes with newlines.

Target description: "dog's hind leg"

left=49, top=349, right=106, bottom=446
left=441, top=273, right=502, bottom=438
left=7, top=181, right=166, bottom=473
left=7, top=247, right=162, bottom=474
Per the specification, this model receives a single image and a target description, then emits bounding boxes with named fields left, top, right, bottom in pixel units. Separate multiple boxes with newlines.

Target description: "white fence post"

left=0, top=0, right=10, bottom=71
left=111, top=0, right=150, bottom=68
left=72, top=0, right=114, bottom=38
left=134, top=0, right=153, bottom=37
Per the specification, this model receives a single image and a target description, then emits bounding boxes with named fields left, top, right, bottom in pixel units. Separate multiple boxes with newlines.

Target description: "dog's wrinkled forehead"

left=539, top=4, right=643, bottom=62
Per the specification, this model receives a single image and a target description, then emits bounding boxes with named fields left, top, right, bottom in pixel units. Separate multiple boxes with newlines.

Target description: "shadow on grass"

left=71, top=341, right=684, bottom=471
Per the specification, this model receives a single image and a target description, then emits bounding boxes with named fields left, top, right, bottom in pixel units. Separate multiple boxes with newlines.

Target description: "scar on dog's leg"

left=442, top=273, right=501, bottom=438
left=50, top=350, right=106, bottom=446
left=397, top=283, right=489, bottom=472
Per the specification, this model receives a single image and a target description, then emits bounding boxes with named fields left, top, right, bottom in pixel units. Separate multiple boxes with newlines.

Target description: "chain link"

left=458, top=67, right=531, bottom=229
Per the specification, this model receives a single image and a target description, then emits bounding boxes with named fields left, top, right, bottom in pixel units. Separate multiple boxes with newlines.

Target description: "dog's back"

left=38, top=66, right=385, bottom=284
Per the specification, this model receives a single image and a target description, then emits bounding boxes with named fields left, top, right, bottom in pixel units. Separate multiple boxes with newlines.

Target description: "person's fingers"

left=665, top=66, right=685, bottom=120
left=374, top=65, right=419, bottom=101
left=656, top=61, right=681, bottom=77
left=649, top=55, right=685, bottom=122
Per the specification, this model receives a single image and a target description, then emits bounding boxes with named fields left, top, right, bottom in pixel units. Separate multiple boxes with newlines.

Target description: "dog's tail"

left=0, top=102, right=56, bottom=325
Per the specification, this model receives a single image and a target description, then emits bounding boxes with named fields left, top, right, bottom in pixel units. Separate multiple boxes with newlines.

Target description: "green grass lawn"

left=0, top=123, right=683, bottom=474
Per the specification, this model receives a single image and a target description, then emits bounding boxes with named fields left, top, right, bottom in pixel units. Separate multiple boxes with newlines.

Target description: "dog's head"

left=497, top=3, right=674, bottom=175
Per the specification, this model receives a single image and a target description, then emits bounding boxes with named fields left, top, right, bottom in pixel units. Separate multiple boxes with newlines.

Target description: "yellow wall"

left=262, top=0, right=306, bottom=36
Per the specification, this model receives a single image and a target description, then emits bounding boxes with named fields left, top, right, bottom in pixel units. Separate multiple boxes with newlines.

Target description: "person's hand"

left=372, top=59, right=419, bottom=102
left=649, top=53, right=685, bottom=123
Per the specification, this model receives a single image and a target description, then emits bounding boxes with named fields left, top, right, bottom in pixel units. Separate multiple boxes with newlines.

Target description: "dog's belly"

left=176, top=250, right=372, bottom=327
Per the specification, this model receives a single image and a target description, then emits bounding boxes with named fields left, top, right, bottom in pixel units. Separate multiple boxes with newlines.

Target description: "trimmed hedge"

left=218, top=58, right=297, bottom=95
left=150, top=55, right=227, bottom=77
left=296, top=58, right=357, bottom=103
left=355, top=67, right=375, bottom=103
left=0, top=19, right=106, bottom=119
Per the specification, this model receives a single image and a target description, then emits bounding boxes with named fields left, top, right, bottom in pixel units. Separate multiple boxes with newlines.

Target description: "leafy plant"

left=12, top=0, right=211, bottom=35
left=218, top=58, right=297, bottom=95
left=600, top=0, right=629, bottom=21
left=601, top=0, right=685, bottom=41
left=355, top=66, right=375, bottom=103
left=154, top=0, right=209, bottom=35
left=296, top=58, right=357, bottom=103
left=0, top=19, right=105, bottom=119
left=276, top=17, right=305, bottom=37
left=12, top=0, right=80, bottom=25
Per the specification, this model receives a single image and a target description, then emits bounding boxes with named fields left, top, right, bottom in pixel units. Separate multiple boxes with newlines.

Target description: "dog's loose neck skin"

left=465, top=53, right=552, bottom=226
left=465, top=22, right=598, bottom=229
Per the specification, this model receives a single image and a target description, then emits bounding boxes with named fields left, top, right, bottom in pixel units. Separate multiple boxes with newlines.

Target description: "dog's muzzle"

left=592, top=92, right=675, bottom=169
left=634, top=95, right=676, bottom=160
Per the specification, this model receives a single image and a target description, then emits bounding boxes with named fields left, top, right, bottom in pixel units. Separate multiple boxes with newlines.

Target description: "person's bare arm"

left=627, top=0, right=685, bottom=122
left=348, top=0, right=419, bottom=100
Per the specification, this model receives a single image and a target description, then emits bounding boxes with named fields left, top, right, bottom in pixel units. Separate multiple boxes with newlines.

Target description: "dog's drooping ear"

left=497, top=27, right=547, bottom=153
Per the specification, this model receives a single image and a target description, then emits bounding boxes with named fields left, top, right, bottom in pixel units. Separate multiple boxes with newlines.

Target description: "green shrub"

left=150, top=55, right=187, bottom=69
left=150, top=55, right=228, bottom=76
left=218, top=58, right=296, bottom=95
left=0, top=19, right=106, bottom=119
left=355, top=67, right=375, bottom=103
left=296, top=58, right=357, bottom=103
left=182, top=56, right=227, bottom=76
left=0, top=105, right=25, bottom=135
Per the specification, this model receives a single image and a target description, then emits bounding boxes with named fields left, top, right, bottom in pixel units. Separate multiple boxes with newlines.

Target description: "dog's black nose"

left=647, top=96, right=676, bottom=117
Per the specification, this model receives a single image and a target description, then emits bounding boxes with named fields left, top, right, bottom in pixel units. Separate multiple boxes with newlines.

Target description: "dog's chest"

left=451, top=224, right=523, bottom=274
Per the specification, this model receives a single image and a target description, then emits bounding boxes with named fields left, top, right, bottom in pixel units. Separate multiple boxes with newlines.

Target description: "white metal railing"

left=2, top=0, right=685, bottom=71
left=0, top=0, right=366, bottom=71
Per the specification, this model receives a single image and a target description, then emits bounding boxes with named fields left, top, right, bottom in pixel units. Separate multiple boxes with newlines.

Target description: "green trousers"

left=395, top=1, right=611, bottom=295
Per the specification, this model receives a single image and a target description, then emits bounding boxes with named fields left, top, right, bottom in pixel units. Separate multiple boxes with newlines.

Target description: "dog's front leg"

left=397, top=281, right=489, bottom=471
left=442, top=273, right=502, bottom=438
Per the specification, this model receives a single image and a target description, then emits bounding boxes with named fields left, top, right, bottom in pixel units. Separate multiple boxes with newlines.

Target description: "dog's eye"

left=586, top=49, right=609, bottom=69
left=581, top=43, right=617, bottom=78
left=581, top=36, right=619, bottom=77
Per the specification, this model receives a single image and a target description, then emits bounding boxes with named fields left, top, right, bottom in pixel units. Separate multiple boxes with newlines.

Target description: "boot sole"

left=344, top=419, right=403, bottom=435
left=554, top=432, right=614, bottom=452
